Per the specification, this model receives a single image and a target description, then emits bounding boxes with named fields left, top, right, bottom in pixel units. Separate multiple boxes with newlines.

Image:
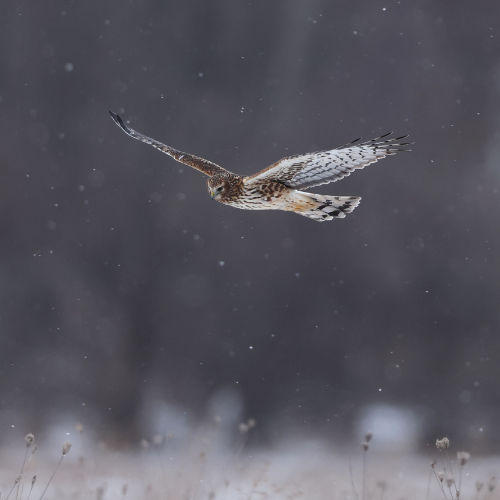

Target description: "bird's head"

left=207, top=172, right=240, bottom=202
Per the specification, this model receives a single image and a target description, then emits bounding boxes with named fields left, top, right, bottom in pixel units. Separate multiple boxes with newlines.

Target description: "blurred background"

left=1, top=0, right=499, bottom=451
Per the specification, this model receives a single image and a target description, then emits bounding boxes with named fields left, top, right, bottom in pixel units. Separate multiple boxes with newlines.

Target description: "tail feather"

left=294, top=193, right=361, bottom=222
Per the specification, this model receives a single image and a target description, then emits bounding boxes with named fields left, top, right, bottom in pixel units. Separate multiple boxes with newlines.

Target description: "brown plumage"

left=109, top=112, right=411, bottom=222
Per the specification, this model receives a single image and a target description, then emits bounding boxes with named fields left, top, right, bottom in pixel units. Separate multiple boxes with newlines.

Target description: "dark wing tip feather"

left=379, top=131, right=393, bottom=139
left=108, top=110, right=132, bottom=135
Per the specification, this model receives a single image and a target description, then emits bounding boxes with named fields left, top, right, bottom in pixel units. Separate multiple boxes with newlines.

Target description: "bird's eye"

left=216, top=186, right=224, bottom=192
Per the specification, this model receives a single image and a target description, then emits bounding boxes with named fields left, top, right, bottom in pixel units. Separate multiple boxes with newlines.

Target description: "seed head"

left=365, top=432, right=373, bottom=443
left=435, top=437, right=450, bottom=449
left=475, top=481, right=484, bottom=492
left=31, top=475, right=37, bottom=487
left=62, top=441, right=72, bottom=455
left=437, top=471, right=445, bottom=482
left=446, top=477, right=455, bottom=488
left=24, top=433, right=35, bottom=447
left=362, top=441, right=369, bottom=451
left=457, top=451, right=470, bottom=466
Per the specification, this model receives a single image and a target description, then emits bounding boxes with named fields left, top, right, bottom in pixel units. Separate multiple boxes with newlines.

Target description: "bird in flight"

left=109, top=111, right=410, bottom=222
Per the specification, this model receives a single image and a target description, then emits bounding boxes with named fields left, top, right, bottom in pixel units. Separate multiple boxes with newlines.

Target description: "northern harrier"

left=109, top=111, right=410, bottom=222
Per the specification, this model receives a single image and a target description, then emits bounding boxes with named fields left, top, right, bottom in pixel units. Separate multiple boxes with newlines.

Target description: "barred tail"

left=294, top=192, right=361, bottom=222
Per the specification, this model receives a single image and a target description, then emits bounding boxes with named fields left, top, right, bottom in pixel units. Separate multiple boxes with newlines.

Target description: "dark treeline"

left=1, top=0, right=499, bottom=448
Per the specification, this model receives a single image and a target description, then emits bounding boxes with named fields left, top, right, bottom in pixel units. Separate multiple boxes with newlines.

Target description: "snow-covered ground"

left=1, top=430, right=497, bottom=500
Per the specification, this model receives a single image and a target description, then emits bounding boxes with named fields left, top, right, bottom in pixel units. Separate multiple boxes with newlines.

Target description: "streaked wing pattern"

left=248, top=133, right=411, bottom=189
left=109, top=111, right=229, bottom=177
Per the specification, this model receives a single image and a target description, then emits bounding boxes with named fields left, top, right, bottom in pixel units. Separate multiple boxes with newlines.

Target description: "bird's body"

left=207, top=172, right=360, bottom=221
left=109, top=111, right=410, bottom=222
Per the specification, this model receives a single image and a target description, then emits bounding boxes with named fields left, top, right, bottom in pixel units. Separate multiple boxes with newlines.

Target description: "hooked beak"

left=209, top=188, right=215, bottom=199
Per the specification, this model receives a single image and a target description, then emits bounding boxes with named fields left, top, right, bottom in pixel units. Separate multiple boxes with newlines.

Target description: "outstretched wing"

left=247, top=133, right=411, bottom=189
left=109, top=111, right=230, bottom=177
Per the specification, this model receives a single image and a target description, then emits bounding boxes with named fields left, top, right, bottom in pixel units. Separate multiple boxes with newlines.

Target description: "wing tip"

left=108, top=110, right=131, bottom=134
left=372, top=132, right=414, bottom=151
left=379, top=131, right=393, bottom=139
